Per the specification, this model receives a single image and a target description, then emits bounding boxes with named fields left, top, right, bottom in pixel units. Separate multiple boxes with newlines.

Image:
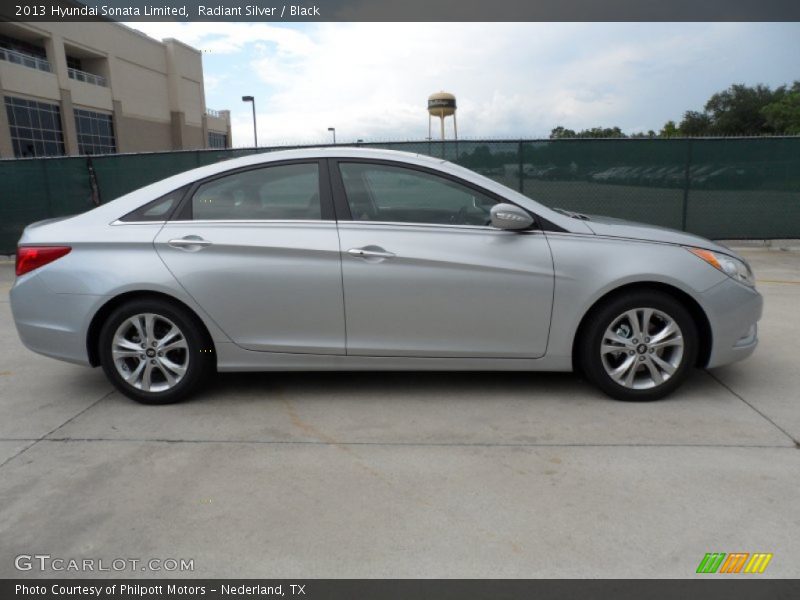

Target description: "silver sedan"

left=10, top=148, right=762, bottom=403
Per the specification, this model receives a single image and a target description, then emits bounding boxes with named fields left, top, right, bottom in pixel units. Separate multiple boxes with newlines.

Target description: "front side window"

left=338, top=162, right=498, bottom=226
left=191, top=163, right=321, bottom=221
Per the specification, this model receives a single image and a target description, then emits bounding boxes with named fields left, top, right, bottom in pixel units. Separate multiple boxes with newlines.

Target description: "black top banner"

left=2, top=0, right=800, bottom=22
left=3, top=579, right=800, bottom=600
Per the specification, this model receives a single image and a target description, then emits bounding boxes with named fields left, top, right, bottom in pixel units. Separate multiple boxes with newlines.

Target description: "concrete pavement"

left=0, top=249, right=798, bottom=578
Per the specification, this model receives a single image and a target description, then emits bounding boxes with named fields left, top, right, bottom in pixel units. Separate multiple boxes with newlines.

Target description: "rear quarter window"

left=119, top=186, right=188, bottom=222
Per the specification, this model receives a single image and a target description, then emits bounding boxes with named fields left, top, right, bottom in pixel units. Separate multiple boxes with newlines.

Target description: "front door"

left=333, top=160, right=554, bottom=358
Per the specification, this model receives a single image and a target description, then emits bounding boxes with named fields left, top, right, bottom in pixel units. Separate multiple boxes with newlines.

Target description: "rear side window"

left=119, top=186, right=187, bottom=222
left=191, top=163, right=321, bottom=221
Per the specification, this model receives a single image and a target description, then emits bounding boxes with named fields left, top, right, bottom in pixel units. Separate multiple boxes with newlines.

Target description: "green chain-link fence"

left=1, top=137, right=799, bottom=253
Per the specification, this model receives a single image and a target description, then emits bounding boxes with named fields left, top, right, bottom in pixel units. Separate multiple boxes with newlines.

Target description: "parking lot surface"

left=0, top=248, right=798, bottom=578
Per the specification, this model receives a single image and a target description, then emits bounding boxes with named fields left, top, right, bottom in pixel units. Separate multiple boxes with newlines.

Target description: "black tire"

left=578, top=290, right=699, bottom=401
left=98, top=298, right=214, bottom=404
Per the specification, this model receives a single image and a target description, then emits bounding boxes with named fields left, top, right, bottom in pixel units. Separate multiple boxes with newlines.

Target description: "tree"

left=761, top=81, right=800, bottom=135
left=660, top=121, right=679, bottom=137
left=576, top=126, right=626, bottom=138
left=655, top=81, right=800, bottom=137
left=550, top=126, right=577, bottom=139
left=550, top=126, right=626, bottom=138
left=554, top=81, right=800, bottom=137
left=704, top=83, right=778, bottom=135
left=678, top=111, right=712, bottom=136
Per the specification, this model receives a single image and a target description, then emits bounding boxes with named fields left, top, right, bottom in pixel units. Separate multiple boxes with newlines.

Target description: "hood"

left=582, top=214, right=736, bottom=256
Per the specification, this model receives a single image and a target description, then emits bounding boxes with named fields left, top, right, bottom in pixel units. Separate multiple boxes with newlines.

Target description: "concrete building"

left=0, top=20, right=232, bottom=159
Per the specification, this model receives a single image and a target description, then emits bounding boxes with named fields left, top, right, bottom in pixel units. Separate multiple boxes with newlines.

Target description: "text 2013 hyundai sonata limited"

left=10, top=148, right=762, bottom=404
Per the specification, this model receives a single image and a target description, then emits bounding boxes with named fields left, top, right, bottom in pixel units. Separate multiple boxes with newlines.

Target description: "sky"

left=126, top=22, right=800, bottom=147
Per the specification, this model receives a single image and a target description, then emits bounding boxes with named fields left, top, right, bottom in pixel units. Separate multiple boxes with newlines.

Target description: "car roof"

left=203, top=146, right=449, bottom=173
left=91, top=148, right=447, bottom=217
left=244, top=146, right=446, bottom=162
left=73, top=146, right=583, bottom=234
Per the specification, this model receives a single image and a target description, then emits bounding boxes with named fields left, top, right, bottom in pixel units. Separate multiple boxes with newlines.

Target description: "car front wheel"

left=98, top=298, right=213, bottom=404
left=579, top=291, right=699, bottom=401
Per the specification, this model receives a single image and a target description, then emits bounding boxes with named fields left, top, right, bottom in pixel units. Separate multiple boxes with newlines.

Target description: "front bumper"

left=701, top=277, right=763, bottom=369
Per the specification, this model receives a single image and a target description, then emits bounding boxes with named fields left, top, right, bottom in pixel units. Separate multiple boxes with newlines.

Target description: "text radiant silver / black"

left=10, top=148, right=762, bottom=403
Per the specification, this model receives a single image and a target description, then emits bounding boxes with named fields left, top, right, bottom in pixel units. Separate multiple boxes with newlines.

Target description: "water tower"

left=428, top=92, right=457, bottom=141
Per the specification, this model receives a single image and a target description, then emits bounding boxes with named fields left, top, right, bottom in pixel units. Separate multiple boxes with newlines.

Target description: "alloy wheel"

left=111, top=313, right=189, bottom=392
left=600, top=307, right=685, bottom=390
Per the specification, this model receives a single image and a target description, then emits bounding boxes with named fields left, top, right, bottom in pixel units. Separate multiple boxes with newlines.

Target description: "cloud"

left=126, top=22, right=315, bottom=56
left=126, top=22, right=800, bottom=146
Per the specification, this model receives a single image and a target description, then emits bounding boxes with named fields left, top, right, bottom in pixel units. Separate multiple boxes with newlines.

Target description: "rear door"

left=331, top=159, right=554, bottom=358
left=154, top=160, right=345, bottom=355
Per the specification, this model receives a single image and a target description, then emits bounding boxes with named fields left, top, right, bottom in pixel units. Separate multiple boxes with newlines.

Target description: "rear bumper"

left=702, top=277, right=763, bottom=369
left=10, top=273, right=101, bottom=366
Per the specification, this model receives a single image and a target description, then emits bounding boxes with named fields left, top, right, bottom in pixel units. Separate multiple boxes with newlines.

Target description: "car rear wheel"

left=578, top=290, right=699, bottom=401
left=98, top=298, right=213, bottom=404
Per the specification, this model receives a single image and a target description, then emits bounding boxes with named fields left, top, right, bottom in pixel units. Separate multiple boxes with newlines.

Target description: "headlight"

left=687, top=248, right=755, bottom=287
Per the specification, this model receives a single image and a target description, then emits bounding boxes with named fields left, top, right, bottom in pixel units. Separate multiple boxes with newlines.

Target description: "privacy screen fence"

left=1, top=137, right=799, bottom=253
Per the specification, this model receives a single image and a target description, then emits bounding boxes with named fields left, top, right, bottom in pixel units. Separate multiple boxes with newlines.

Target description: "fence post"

left=87, top=157, right=101, bottom=206
left=518, top=140, right=524, bottom=194
left=681, top=139, right=693, bottom=231
left=41, top=161, right=53, bottom=219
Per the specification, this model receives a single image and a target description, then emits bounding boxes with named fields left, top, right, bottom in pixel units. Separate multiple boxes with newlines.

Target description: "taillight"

left=15, top=246, right=71, bottom=276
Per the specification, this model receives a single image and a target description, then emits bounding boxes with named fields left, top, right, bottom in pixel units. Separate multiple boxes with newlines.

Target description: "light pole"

left=242, top=96, right=257, bottom=147
left=327, top=127, right=336, bottom=144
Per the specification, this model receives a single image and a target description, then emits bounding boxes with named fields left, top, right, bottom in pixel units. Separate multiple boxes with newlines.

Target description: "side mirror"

left=490, top=203, right=534, bottom=230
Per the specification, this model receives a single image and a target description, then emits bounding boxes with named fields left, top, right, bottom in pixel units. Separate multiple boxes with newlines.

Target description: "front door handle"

left=167, top=236, right=213, bottom=251
left=347, top=246, right=396, bottom=259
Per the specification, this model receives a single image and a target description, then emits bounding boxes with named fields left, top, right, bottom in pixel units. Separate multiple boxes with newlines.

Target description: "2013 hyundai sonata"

left=10, top=148, right=761, bottom=404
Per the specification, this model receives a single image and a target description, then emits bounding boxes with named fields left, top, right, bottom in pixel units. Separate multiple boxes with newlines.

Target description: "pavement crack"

left=705, top=369, right=799, bottom=446
left=26, top=438, right=796, bottom=449
left=0, top=388, right=114, bottom=470
left=0, top=440, right=39, bottom=470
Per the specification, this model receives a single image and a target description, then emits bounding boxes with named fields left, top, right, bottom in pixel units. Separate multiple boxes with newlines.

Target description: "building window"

left=4, top=96, right=65, bottom=158
left=0, top=34, right=51, bottom=72
left=0, top=34, right=47, bottom=60
left=74, top=108, right=116, bottom=155
left=67, top=55, right=108, bottom=87
left=68, top=67, right=107, bottom=87
left=208, top=131, right=227, bottom=149
left=66, top=56, right=82, bottom=71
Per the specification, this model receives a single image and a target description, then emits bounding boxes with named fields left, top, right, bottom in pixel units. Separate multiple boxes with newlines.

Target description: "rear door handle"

left=347, top=247, right=396, bottom=259
left=168, top=236, right=213, bottom=251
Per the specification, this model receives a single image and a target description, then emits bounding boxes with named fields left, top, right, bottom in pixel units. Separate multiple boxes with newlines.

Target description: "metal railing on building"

left=206, top=108, right=223, bottom=118
left=0, top=47, right=51, bottom=72
left=67, top=67, right=107, bottom=87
